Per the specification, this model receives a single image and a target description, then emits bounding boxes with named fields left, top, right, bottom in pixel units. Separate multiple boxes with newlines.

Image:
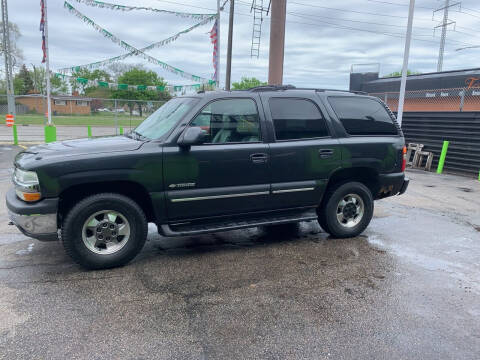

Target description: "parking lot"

left=0, top=144, right=479, bottom=359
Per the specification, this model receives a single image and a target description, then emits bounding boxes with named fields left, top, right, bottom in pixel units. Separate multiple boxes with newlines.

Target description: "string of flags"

left=55, top=72, right=216, bottom=93
left=58, top=15, right=216, bottom=73
left=63, top=1, right=213, bottom=84
left=71, top=0, right=216, bottom=19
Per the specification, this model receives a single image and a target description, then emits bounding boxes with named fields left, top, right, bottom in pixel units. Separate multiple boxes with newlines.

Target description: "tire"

left=317, top=210, right=331, bottom=234
left=62, top=193, right=148, bottom=270
left=318, top=182, right=374, bottom=238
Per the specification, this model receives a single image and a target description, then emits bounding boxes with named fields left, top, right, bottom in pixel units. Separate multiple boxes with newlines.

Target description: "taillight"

left=401, top=146, right=407, bottom=172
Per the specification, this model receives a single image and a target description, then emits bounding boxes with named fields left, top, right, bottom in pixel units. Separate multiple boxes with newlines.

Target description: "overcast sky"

left=7, top=0, right=480, bottom=89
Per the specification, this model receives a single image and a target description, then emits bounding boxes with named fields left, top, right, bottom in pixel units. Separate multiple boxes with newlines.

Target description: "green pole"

left=44, top=125, right=56, bottom=143
left=87, top=125, right=92, bottom=138
left=436, top=140, right=449, bottom=174
left=12, top=124, right=18, bottom=145
left=478, top=170, right=480, bottom=182
left=119, top=126, right=124, bottom=135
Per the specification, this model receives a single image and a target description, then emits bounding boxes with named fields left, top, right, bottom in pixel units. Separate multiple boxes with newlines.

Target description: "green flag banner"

left=54, top=72, right=205, bottom=93
left=57, top=14, right=216, bottom=73
left=72, top=0, right=215, bottom=19
left=63, top=1, right=210, bottom=83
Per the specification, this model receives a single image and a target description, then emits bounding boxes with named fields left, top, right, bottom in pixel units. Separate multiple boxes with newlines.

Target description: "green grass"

left=10, top=113, right=145, bottom=127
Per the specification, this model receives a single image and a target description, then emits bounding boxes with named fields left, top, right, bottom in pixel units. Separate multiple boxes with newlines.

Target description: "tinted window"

left=328, top=97, right=398, bottom=136
left=269, top=98, right=329, bottom=140
left=191, top=98, right=260, bottom=143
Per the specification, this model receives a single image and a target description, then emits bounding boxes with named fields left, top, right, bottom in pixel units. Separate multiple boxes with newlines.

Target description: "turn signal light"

left=16, top=190, right=41, bottom=202
left=401, top=146, right=407, bottom=172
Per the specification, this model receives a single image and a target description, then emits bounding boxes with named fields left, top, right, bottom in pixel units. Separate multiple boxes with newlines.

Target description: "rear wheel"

left=318, top=182, right=373, bottom=238
left=62, top=193, right=148, bottom=269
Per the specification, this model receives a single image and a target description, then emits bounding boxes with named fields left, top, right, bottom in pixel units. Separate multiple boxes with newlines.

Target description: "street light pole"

left=397, top=0, right=415, bottom=127
left=225, top=0, right=234, bottom=91
left=216, top=0, right=221, bottom=88
left=1, top=0, right=15, bottom=118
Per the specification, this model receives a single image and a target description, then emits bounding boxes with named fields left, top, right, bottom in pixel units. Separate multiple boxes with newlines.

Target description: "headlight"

left=13, top=168, right=41, bottom=202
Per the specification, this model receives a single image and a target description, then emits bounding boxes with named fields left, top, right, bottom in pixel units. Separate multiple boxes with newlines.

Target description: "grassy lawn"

left=11, top=113, right=146, bottom=127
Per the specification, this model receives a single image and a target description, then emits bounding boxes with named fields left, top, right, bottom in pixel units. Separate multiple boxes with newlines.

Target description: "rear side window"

left=269, top=98, right=329, bottom=140
left=328, top=97, right=398, bottom=136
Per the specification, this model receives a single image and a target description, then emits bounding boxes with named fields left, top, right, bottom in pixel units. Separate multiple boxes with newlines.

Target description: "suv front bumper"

left=6, top=188, right=59, bottom=241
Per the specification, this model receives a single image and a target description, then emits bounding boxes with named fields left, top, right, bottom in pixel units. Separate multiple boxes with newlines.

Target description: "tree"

left=107, top=63, right=144, bottom=81
left=15, top=64, right=34, bottom=94
left=111, top=68, right=170, bottom=116
left=27, top=66, right=68, bottom=95
left=232, top=77, right=267, bottom=90
left=384, top=70, right=421, bottom=77
left=0, top=22, right=23, bottom=68
left=70, top=68, right=112, bottom=95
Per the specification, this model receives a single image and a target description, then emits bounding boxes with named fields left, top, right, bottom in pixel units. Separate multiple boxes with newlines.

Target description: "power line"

left=236, top=0, right=477, bottom=46
left=286, top=12, right=474, bottom=47
left=150, top=0, right=479, bottom=48
left=364, top=0, right=434, bottom=10
left=288, top=1, right=435, bottom=21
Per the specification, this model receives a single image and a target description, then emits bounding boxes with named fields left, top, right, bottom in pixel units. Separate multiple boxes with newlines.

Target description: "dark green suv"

left=6, top=86, right=409, bottom=269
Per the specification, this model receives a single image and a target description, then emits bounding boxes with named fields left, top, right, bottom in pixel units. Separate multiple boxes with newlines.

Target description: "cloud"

left=8, top=0, right=480, bottom=88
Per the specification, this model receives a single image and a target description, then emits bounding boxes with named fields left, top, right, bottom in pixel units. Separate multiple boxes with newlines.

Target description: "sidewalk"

left=0, top=125, right=132, bottom=144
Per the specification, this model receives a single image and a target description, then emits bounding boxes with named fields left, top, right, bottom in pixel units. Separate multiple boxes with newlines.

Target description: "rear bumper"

left=376, top=173, right=409, bottom=199
left=5, top=188, right=59, bottom=241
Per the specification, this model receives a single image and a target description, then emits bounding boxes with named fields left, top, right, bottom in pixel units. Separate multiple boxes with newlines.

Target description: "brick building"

left=16, top=95, right=92, bottom=115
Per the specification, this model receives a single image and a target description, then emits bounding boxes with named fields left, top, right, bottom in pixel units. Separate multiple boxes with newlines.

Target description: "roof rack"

left=248, top=84, right=296, bottom=92
left=247, top=85, right=367, bottom=95
left=314, top=88, right=368, bottom=95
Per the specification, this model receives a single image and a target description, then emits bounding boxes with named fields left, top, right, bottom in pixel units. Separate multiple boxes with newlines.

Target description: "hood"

left=15, top=136, right=145, bottom=169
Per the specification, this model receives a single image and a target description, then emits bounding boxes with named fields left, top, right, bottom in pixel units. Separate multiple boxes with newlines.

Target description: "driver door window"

left=191, top=98, right=261, bottom=143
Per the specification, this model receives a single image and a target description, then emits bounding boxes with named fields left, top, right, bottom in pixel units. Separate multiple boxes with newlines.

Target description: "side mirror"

left=178, top=126, right=207, bottom=147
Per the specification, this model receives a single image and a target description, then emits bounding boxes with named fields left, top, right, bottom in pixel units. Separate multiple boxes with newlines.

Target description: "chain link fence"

left=369, top=87, right=480, bottom=112
left=0, top=94, right=166, bottom=143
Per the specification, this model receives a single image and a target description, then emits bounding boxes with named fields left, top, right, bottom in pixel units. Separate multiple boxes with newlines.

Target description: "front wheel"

left=318, top=182, right=374, bottom=238
left=62, top=193, right=148, bottom=269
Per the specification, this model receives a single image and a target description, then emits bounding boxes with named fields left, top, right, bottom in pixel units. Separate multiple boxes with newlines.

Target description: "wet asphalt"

left=0, top=145, right=479, bottom=360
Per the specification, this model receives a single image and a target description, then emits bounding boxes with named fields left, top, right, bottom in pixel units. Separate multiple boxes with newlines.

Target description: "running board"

left=161, top=209, right=318, bottom=236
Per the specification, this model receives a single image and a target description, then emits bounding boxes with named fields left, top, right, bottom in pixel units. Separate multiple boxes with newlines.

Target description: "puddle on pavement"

left=458, top=187, right=473, bottom=193
left=15, top=243, right=35, bottom=255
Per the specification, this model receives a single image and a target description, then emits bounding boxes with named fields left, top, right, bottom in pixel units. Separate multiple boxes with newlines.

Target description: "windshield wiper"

left=125, top=130, right=148, bottom=141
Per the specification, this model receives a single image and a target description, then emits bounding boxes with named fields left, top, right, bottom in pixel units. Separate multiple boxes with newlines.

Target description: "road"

left=0, top=145, right=479, bottom=359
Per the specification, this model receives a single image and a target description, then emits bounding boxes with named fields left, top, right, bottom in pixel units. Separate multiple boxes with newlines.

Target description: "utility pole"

left=397, top=0, right=415, bottom=127
left=268, top=0, right=287, bottom=85
left=216, top=0, right=221, bottom=88
left=1, top=0, right=15, bottom=118
left=434, top=0, right=459, bottom=72
left=225, top=0, right=234, bottom=91
left=437, top=0, right=449, bottom=72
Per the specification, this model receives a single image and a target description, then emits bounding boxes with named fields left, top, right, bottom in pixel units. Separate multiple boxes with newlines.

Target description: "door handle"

left=250, top=153, right=269, bottom=164
left=318, top=149, right=334, bottom=159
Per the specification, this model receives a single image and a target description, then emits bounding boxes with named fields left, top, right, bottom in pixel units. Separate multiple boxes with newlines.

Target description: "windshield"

left=134, top=97, right=198, bottom=139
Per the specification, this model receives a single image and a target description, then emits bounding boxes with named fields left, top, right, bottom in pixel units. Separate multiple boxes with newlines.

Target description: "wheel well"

left=58, top=181, right=155, bottom=223
left=322, top=167, right=379, bottom=203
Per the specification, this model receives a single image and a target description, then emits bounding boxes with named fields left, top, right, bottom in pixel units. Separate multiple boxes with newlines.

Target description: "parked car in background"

left=6, top=85, right=408, bottom=269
